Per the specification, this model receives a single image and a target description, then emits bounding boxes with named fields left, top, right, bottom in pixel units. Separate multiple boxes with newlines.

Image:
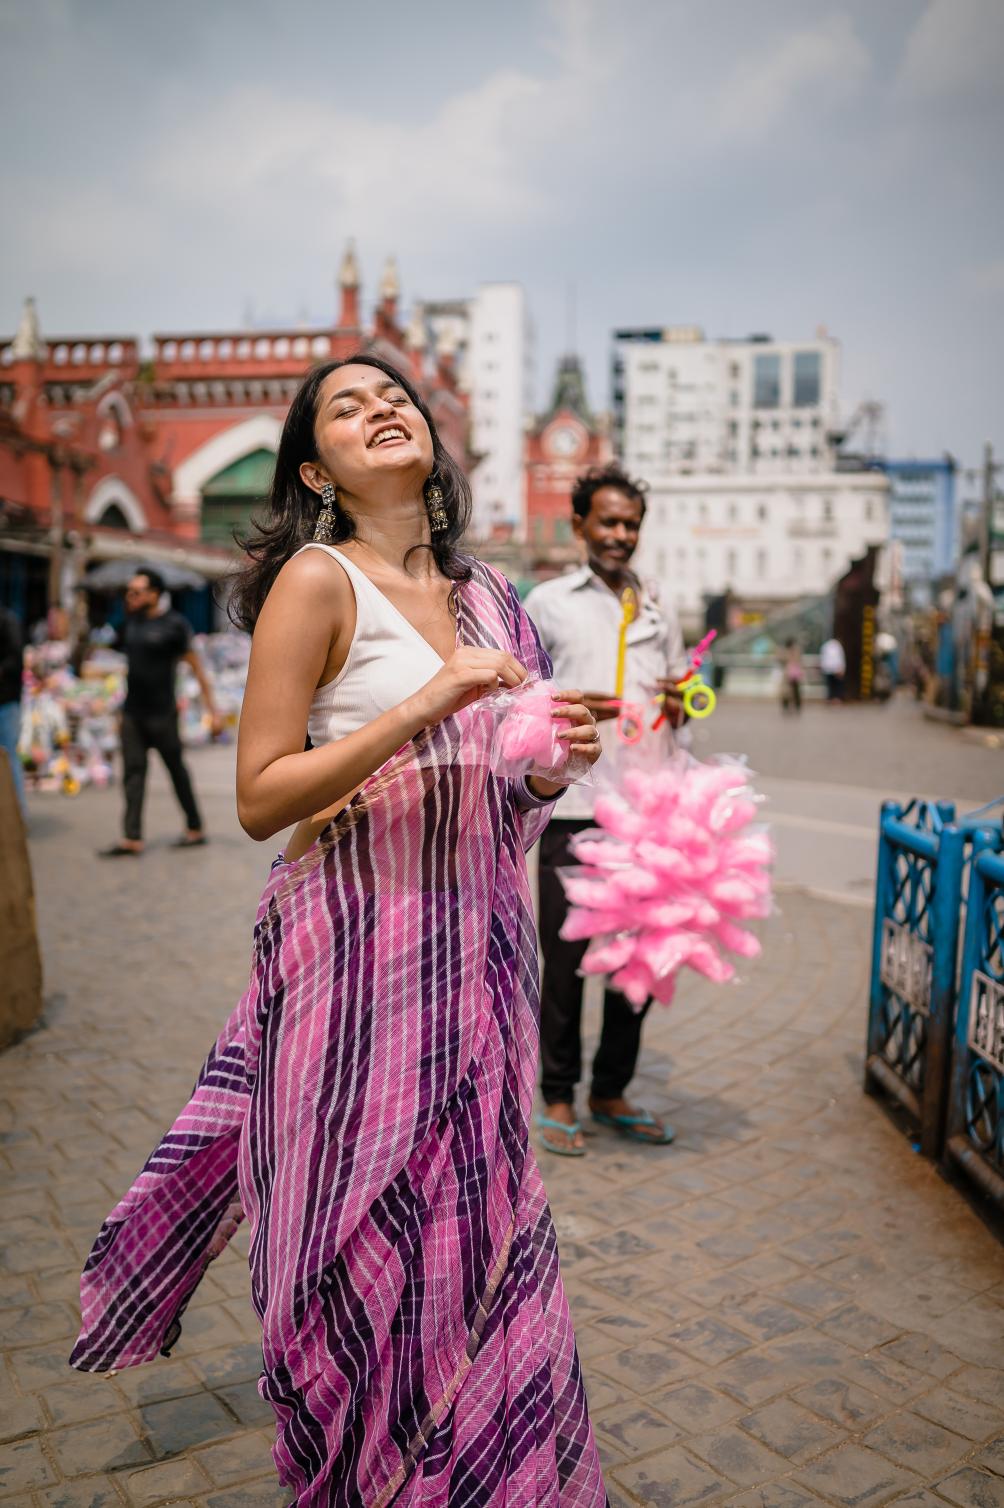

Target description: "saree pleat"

left=71, top=563, right=606, bottom=1506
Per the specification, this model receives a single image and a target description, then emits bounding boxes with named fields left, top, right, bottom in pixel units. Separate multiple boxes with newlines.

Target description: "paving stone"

left=49, top=1415, right=152, bottom=1476
left=593, top=1402, right=682, bottom=1458
left=864, top=1412, right=970, bottom=1475
left=724, top=1296, right=808, bottom=1342
left=37, top=1480, right=123, bottom=1508
left=654, top=1382, right=744, bottom=1432
left=0, top=1391, right=42, bottom=1444
left=613, top=1444, right=733, bottom=1506
left=191, top=1430, right=276, bottom=1487
left=841, top=1355, right=930, bottom=1405
left=726, top=1485, right=828, bottom=1508
left=951, top=1370, right=1004, bottom=1411
left=139, top=1392, right=236, bottom=1456
left=794, top=1443, right=922, bottom=1508
left=739, top=1397, right=845, bottom=1462
left=934, top=1467, right=1004, bottom=1508
left=881, top=1333, right=966, bottom=1381
left=125, top=1456, right=211, bottom=1505
left=687, top=1425, right=790, bottom=1486
left=189, top=1343, right=263, bottom=1390
left=204, top=1480, right=290, bottom=1507
left=0, top=1435, right=58, bottom=1493
left=819, top=1304, right=904, bottom=1352
left=793, top=1377, right=888, bottom=1430
left=41, top=1378, right=125, bottom=1428
left=215, top=1380, right=273, bottom=1426
left=669, top=1316, right=756, bottom=1365
left=598, top=1340, right=703, bottom=1393
left=112, top=1359, right=204, bottom=1408
left=913, top=1392, right=1004, bottom=1443
left=782, top=1276, right=853, bottom=1317
left=977, top=1440, right=1004, bottom=1478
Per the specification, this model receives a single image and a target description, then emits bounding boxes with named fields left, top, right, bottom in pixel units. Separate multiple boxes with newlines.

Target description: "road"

left=692, top=696, right=1003, bottom=906
left=2, top=695, right=1004, bottom=1506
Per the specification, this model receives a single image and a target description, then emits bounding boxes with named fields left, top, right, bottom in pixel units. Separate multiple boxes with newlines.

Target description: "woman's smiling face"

left=307, top=362, right=434, bottom=499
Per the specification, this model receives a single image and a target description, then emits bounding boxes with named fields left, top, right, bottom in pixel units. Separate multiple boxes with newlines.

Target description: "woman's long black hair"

left=227, top=353, right=472, bottom=633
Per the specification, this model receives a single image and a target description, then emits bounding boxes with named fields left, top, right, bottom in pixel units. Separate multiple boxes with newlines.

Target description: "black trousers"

left=121, top=710, right=202, bottom=841
left=537, top=818, right=651, bottom=1106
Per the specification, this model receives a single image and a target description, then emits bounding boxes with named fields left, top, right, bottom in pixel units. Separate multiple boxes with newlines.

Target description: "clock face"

left=547, top=423, right=581, bottom=458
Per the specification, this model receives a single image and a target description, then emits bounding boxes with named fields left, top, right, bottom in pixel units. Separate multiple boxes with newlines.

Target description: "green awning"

left=202, top=449, right=276, bottom=498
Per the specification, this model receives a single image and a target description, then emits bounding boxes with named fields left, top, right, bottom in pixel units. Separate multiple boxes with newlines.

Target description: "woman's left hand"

left=551, top=688, right=602, bottom=766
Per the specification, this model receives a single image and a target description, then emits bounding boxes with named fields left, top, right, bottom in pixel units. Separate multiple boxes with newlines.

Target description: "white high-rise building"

left=421, top=283, right=533, bottom=536
left=611, top=326, right=888, bottom=629
left=613, top=327, right=841, bottom=478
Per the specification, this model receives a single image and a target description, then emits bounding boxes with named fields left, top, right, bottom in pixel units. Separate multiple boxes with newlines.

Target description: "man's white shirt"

left=523, top=564, right=687, bottom=820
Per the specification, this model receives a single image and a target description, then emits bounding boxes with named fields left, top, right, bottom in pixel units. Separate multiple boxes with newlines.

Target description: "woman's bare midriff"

left=284, top=782, right=364, bottom=862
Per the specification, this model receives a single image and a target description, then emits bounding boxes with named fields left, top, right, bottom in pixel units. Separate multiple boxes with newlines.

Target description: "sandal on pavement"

left=535, top=1113, right=586, bottom=1157
left=590, top=1108, right=675, bottom=1145
left=97, top=845, right=143, bottom=858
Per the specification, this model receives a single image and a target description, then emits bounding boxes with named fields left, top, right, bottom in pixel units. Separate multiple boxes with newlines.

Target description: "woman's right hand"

left=405, top=647, right=528, bottom=727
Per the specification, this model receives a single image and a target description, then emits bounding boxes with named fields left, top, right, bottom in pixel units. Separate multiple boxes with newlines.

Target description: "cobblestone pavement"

left=3, top=743, right=1004, bottom=1507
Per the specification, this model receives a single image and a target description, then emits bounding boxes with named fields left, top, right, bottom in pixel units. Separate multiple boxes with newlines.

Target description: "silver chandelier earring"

left=314, top=481, right=339, bottom=543
left=424, top=476, right=448, bottom=535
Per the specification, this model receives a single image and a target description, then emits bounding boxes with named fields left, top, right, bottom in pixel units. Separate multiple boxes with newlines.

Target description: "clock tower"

left=524, top=354, right=612, bottom=576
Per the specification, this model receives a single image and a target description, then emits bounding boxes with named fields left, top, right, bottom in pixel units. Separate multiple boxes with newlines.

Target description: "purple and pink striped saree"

left=71, top=563, right=606, bottom=1507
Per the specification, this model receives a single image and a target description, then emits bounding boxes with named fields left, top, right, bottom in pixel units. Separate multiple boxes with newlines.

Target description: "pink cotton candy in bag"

left=481, top=678, right=594, bottom=787
left=559, top=751, right=773, bottom=1010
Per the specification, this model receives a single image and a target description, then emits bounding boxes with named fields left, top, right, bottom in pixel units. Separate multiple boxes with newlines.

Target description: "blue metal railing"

left=944, top=834, right=1004, bottom=1208
left=865, top=799, right=968, bottom=1156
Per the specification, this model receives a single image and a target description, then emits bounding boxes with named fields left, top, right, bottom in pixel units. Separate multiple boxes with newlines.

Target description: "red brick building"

left=0, top=246, right=471, bottom=625
left=524, top=355, right=611, bottom=577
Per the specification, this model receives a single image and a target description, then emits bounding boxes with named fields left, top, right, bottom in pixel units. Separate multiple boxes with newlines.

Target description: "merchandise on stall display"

left=16, top=632, right=251, bottom=793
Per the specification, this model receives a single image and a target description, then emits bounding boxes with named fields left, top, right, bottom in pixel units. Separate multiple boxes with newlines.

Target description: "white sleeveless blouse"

left=295, top=543, right=447, bottom=748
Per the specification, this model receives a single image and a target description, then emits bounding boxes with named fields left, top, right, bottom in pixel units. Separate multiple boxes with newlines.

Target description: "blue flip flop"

left=535, top=1113, right=586, bottom=1157
left=590, top=1108, right=675, bottom=1145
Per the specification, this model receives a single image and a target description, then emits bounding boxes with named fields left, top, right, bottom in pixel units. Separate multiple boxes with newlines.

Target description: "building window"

left=823, top=499, right=833, bottom=521
left=728, top=503, right=737, bottom=523
left=757, top=503, right=767, bottom=521
left=757, top=548, right=767, bottom=576
left=753, top=353, right=781, bottom=409
left=726, top=548, right=737, bottom=576
left=865, top=499, right=874, bottom=521
left=555, top=518, right=571, bottom=543
left=793, top=351, right=822, bottom=407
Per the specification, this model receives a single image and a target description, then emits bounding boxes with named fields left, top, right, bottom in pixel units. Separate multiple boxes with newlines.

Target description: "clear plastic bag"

left=478, top=678, right=594, bottom=788
left=558, top=749, right=772, bottom=1008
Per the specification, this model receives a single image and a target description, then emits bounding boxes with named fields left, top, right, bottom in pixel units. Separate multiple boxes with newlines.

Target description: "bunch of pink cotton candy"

left=497, top=679, right=567, bottom=771
left=560, top=757, right=773, bottom=1009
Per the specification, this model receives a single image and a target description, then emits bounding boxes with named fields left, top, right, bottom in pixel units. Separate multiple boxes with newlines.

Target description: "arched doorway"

left=97, top=503, right=132, bottom=530
left=201, top=449, right=275, bottom=544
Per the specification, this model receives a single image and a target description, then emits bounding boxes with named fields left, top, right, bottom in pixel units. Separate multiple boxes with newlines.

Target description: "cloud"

left=897, top=0, right=1004, bottom=100
left=706, top=12, right=871, bottom=143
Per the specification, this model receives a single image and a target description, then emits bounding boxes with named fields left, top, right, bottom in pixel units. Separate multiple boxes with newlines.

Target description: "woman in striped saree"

left=71, top=355, right=608, bottom=1506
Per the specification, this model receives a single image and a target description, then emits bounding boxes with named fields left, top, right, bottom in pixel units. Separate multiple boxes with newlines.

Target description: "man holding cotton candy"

left=524, top=464, right=688, bottom=1157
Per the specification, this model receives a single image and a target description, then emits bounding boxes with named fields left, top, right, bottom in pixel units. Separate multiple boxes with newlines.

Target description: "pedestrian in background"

left=820, top=634, right=846, bottom=703
left=97, top=568, right=222, bottom=856
left=779, top=637, right=804, bottom=713
left=524, top=463, right=688, bottom=1157
left=0, top=604, right=26, bottom=819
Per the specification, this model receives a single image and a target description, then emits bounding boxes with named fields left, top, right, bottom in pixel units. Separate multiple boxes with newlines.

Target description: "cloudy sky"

left=2, top=0, right=1001, bottom=475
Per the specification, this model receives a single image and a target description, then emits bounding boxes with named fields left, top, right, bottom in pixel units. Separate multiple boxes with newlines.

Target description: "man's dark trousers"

left=121, top=711, right=202, bottom=841
left=537, top=817, right=651, bottom=1105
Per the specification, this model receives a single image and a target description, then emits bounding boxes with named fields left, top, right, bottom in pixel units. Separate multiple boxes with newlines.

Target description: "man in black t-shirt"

left=99, top=568, right=222, bottom=857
